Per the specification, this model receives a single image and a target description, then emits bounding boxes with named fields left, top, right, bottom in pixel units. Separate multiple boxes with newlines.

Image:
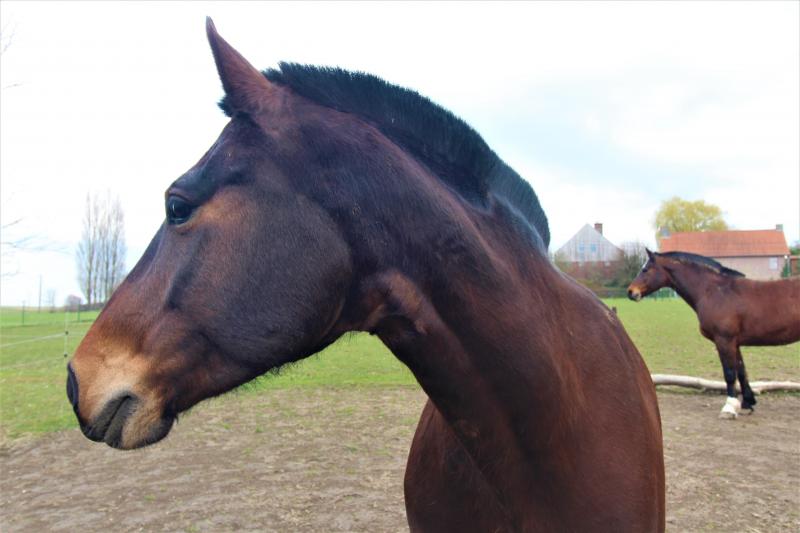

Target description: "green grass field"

left=1, top=300, right=797, bottom=441
left=0, top=309, right=101, bottom=441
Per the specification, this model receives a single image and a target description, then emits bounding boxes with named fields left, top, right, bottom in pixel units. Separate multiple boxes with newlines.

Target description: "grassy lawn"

left=1, top=299, right=797, bottom=441
left=0, top=309, right=101, bottom=441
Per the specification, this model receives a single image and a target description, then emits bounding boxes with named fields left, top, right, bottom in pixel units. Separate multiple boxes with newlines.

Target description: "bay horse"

left=628, top=249, right=800, bottom=419
left=66, top=19, right=665, bottom=531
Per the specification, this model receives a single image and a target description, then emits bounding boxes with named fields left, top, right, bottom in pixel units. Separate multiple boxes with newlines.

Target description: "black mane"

left=661, top=251, right=746, bottom=278
left=223, top=63, right=550, bottom=248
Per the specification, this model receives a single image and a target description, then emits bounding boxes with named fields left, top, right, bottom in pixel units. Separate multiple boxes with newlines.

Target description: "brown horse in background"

left=66, top=19, right=665, bottom=531
left=628, top=249, right=800, bottom=418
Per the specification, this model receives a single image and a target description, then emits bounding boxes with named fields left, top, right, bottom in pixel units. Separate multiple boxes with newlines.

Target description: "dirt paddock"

left=1, top=388, right=798, bottom=532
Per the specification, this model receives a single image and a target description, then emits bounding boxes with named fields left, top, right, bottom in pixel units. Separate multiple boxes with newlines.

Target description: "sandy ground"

left=1, top=388, right=798, bottom=532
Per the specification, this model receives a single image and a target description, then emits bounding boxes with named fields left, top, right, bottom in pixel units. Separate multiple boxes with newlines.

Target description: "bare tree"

left=551, top=250, right=571, bottom=273
left=1, top=20, right=22, bottom=90
left=1, top=204, right=65, bottom=277
left=46, top=288, right=57, bottom=312
left=76, top=192, right=126, bottom=306
left=1, top=216, right=28, bottom=277
left=0, top=27, right=29, bottom=277
left=617, top=241, right=648, bottom=285
left=77, top=193, right=100, bottom=306
left=99, top=195, right=126, bottom=301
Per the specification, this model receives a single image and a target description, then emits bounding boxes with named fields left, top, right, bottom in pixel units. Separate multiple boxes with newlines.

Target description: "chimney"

left=594, top=223, right=603, bottom=235
left=776, top=224, right=783, bottom=232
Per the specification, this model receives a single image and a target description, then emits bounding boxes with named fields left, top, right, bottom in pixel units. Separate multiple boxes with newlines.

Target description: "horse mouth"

left=81, top=394, right=175, bottom=450
left=627, top=289, right=642, bottom=302
left=82, top=394, right=137, bottom=447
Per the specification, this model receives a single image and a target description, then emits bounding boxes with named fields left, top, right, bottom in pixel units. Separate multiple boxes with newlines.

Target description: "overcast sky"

left=1, top=1, right=798, bottom=306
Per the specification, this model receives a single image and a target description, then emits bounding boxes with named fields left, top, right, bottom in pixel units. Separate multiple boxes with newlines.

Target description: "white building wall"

left=556, top=224, right=622, bottom=263
left=716, top=256, right=785, bottom=280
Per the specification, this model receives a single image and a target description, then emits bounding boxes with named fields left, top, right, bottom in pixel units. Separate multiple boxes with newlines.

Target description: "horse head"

left=627, top=248, right=669, bottom=301
left=66, top=19, right=357, bottom=449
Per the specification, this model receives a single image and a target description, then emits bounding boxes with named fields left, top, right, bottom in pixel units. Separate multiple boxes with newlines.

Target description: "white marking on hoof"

left=719, top=396, right=741, bottom=419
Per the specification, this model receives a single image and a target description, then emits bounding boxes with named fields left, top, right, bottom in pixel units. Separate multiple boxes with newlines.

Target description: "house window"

left=590, top=244, right=598, bottom=254
left=578, top=243, right=585, bottom=253
left=769, top=257, right=778, bottom=270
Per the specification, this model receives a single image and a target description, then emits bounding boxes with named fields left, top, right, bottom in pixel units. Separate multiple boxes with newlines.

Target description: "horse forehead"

left=640, top=257, right=657, bottom=273
left=173, top=123, right=256, bottom=192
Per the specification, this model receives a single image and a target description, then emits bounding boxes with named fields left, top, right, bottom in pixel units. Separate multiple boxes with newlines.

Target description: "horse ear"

left=645, top=248, right=655, bottom=260
left=206, top=17, right=275, bottom=114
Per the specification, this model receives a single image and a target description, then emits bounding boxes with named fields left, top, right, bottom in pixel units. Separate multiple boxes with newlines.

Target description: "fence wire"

left=0, top=333, right=65, bottom=349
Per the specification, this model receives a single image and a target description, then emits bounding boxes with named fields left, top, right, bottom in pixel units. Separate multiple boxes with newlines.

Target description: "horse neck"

left=358, top=211, right=585, bottom=502
left=304, top=128, right=581, bottom=492
left=662, top=262, right=718, bottom=310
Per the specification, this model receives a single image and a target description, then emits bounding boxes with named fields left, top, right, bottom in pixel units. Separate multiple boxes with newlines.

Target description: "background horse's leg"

left=736, top=347, right=757, bottom=410
left=715, top=338, right=741, bottom=419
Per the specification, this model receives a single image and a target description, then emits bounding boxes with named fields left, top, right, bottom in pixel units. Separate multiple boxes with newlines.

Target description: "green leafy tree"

left=654, top=197, right=728, bottom=240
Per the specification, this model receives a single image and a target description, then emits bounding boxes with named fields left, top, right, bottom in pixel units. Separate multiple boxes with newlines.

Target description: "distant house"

left=555, top=223, right=623, bottom=281
left=658, top=225, right=790, bottom=280
left=556, top=223, right=622, bottom=263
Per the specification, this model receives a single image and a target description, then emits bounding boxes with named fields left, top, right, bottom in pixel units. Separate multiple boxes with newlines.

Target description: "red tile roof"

left=659, top=230, right=789, bottom=257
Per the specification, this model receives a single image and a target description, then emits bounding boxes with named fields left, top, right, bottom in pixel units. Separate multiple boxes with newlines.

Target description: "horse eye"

left=166, top=195, right=195, bottom=225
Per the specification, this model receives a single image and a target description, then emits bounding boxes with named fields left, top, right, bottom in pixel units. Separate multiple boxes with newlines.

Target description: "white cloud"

left=509, top=160, right=660, bottom=251
left=1, top=1, right=798, bottom=304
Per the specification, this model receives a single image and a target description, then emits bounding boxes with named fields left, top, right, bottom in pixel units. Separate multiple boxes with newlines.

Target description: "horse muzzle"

left=66, top=362, right=174, bottom=449
left=627, top=287, right=643, bottom=302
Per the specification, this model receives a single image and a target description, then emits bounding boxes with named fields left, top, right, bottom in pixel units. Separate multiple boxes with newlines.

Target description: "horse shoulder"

left=695, top=292, right=740, bottom=340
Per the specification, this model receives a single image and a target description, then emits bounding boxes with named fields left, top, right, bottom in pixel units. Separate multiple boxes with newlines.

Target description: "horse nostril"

left=66, top=362, right=79, bottom=411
